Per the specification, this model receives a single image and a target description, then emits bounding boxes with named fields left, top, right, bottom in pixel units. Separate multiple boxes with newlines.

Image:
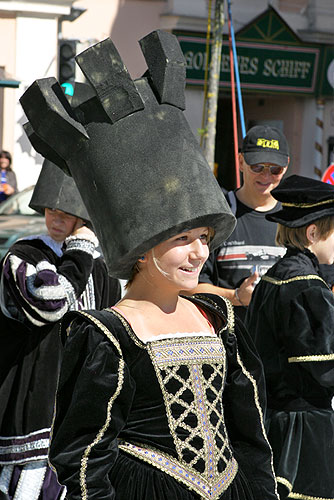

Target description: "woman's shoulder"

left=60, top=307, right=140, bottom=355
left=185, top=293, right=232, bottom=333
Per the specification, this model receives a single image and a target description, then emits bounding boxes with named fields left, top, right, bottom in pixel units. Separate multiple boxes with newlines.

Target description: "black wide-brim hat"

left=20, top=30, right=236, bottom=279
left=29, top=158, right=90, bottom=221
left=266, top=174, right=334, bottom=227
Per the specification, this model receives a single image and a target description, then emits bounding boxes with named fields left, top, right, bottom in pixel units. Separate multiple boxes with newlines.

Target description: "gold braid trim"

left=277, top=476, right=293, bottom=492
left=289, top=494, right=334, bottom=500
left=119, top=441, right=238, bottom=500
left=77, top=311, right=125, bottom=500
left=106, top=307, right=145, bottom=348
left=196, top=294, right=279, bottom=499
left=234, top=348, right=279, bottom=499
left=277, top=477, right=334, bottom=499
left=220, top=297, right=235, bottom=334
left=262, top=276, right=334, bottom=363
left=262, top=274, right=329, bottom=289
left=288, top=353, right=334, bottom=363
left=282, top=199, right=334, bottom=208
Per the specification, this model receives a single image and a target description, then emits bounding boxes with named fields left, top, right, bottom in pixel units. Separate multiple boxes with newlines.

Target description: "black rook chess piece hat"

left=266, top=174, right=334, bottom=227
left=20, top=30, right=235, bottom=279
left=29, top=158, right=90, bottom=221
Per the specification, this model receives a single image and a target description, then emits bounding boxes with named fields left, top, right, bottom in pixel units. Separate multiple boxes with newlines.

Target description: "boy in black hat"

left=245, top=174, right=334, bottom=500
left=195, top=125, right=289, bottom=320
left=0, top=160, right=120, bottom=499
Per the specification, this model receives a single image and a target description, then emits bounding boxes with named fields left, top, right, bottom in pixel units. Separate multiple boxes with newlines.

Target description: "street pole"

left=203, top=0, right=224, bottom=171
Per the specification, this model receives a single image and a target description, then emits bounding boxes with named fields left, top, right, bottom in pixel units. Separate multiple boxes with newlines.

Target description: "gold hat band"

left=282, top=199, right=334, bottom=208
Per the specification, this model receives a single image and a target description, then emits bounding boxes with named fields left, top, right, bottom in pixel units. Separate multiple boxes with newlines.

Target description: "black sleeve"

left=49, top=316, right=135, bottom=500
left=223, top=317, right=279, bottom=500
left=2, top=238, right=96, bottom=326
left=283, top=285, right=334, bottom=389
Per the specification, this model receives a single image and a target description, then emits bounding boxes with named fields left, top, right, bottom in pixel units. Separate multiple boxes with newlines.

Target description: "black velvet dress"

left=246, top=247, right=334, bottom=500
left=49, top=294, right=279, bottom=500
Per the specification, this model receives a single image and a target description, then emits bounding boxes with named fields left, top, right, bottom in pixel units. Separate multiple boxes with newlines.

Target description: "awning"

left=0, top=68, right=20, bottom=88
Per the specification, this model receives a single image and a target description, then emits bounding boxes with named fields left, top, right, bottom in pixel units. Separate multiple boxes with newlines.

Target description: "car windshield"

left=0, top=187, right=41, bottom=216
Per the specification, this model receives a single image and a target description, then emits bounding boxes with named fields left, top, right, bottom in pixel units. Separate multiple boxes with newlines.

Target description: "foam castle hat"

left=20, top=30, right=235, bottom=279
left=266, top=174, right=334, bottom=228
left=29, top=158, right=90, bottom=221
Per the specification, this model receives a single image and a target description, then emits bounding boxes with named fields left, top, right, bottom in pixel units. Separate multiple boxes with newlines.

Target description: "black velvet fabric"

left=246, top=247, right=334, bottom=498
left=0, top=237, right=120, bottom=450
left=109, top=454, right=255, bottom=500
left=49, top=294, right=279, bottom=500
left=266, top=174, right=334, bottom=227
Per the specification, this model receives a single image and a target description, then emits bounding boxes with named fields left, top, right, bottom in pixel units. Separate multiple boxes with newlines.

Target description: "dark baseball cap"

left=241, top=125, right=289, bottom=167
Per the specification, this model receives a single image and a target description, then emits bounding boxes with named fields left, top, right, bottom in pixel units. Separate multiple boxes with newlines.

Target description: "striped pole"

left=314, top=99, right=325, bottom=178
left=227, top=6, right=240, bottom=188
left=227, top=0, right=246, bottom=139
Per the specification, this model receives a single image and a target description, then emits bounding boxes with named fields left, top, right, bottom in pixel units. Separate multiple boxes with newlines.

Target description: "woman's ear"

left=137, top=255, right=147, bottom=263
left=239, top=153, right=245, bottom=172
left=306, top=223, right=318, bottom=244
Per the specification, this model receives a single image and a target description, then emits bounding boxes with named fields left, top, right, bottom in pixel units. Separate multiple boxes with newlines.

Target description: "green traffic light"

left=61, top=82, right=74, bottom=96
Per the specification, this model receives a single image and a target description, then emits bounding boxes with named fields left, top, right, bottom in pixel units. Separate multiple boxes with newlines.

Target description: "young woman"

left=20, top=30, right=279, bottom=500
left=0, top=150, right=17, bottom=203
left=48, top=222, right=279, bottom=500
left=0, top=160, right=120, bottom=500
left=246, top=174, right=334, bottom=500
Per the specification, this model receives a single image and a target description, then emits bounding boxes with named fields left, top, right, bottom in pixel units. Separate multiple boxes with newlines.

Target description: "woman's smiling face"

left=144, top=227, right=210, bottom=291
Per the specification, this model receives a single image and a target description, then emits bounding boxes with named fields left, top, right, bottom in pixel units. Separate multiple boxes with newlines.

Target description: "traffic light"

left=58, top=39, right=78, bottom=84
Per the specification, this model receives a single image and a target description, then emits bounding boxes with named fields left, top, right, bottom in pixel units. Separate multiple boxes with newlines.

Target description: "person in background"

left=0, top=160, right=121, bottom=500
left=0, top=150, right=17, bottom=204
left=193, top=125, right=289, bottom=320
left=245, top=174, right=334, bottom=500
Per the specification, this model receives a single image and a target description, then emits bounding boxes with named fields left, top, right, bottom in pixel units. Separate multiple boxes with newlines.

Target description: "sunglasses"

left=249, top=164, right=285, bottom=175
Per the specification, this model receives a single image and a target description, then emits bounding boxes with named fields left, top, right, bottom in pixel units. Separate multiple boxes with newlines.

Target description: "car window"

left=0, top=187, right=41, bottom=216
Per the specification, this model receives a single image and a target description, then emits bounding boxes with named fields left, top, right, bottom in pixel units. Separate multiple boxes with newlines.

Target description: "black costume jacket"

left=49, top=294, right=279, bottom=500
left=0, top=236, right=120, bottom=467
left=246, top=247, right=334, bottom=499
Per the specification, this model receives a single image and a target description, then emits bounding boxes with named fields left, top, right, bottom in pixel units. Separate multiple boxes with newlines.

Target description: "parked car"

left=0, top=186, right=46, bottom=259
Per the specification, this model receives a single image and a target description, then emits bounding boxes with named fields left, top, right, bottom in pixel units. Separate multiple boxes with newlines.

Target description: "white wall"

left=14, top=14, right=59, bottom=190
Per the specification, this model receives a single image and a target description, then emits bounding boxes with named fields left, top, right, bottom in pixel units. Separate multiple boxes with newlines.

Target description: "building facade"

left=0, top=0, right=333, bottom=189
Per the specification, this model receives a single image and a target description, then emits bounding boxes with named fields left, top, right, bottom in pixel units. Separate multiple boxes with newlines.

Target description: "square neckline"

left=110, top=298, right=217, bottom=346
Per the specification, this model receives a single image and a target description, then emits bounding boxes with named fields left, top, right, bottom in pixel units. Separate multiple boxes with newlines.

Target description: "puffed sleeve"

left=49, top=315, right=136, bottom=500
left=283, top=284, right=334, bottom=389
left=2, top=237, right=97, bottom=326
left=223, top=317, right=279, bottom=500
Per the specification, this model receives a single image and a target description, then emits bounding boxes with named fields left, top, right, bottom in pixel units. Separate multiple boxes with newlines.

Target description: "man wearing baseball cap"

left=194, top=125, right=289, bottom=320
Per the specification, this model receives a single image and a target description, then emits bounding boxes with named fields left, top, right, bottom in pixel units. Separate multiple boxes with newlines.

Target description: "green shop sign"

left=174, top=7, right=332, bottom=96
left=177, top=35, right=319, bottom=94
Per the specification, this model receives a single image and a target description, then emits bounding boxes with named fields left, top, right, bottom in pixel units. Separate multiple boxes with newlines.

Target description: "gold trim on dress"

left=277, top=476, right=293, bottom=492
left=147, top=332, right=235, bottom=500
left=277, top=476, right=334, bottom=500
left=282, top=199, right=334, bottom=209
left=262, top=274, right=329, bottom=289
left=289, top=493, right=334, bottom=500
left=119, top=441, right=238, bottom=500
left=77, top=312, right=125, bottom=500
left=288, top=353, right=334, bottom=363
left=106, top=307, right=146, bottom=348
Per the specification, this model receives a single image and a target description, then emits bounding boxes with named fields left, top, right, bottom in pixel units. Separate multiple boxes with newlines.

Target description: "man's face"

left=239, top=154, right=288, bottom=197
